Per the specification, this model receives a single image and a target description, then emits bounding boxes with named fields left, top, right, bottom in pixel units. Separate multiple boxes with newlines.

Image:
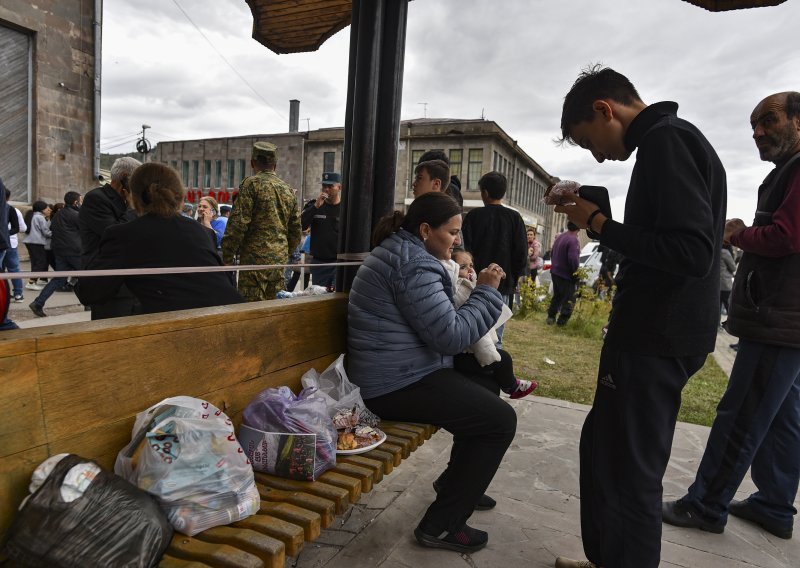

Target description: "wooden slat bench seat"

left=0, top=295, right=436, bottom=568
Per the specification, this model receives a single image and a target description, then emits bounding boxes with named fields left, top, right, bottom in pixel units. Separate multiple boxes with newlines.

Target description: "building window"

left=192, top=160, right=199, bottom=188
left=182, top=161, right=189, bottom=186
left=238, top=159, right=246, bottom=182
left=171, top=160, right=178, bottom=172
left=323, top=152, right=335, bottom=173
left=214, top=160, right=222, bottom=187
left=467, top=149, right=483, bottom=190
left=203, top=160, right=211, bottom=188
left=227, top=159, right=235, bottom=188
left=449, top=149, right=463, bottom=180
left=411, top=150, right=425, bottom=166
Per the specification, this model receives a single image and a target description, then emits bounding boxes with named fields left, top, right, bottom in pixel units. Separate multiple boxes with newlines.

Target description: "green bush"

left=517, top=268, right=614, bottom=340
left=516, top=277, right=551, bottom=318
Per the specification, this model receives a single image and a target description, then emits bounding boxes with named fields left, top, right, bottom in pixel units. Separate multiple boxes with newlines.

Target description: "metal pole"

left=372, top=0, right=408, bottom=226
left=337, top=0, right=360, bottom=291
left=338, top=0, right=383, bottom=291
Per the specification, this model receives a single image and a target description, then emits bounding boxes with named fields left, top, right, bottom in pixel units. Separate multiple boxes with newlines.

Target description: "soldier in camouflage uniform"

left=221, top=142, right=301, bottom=302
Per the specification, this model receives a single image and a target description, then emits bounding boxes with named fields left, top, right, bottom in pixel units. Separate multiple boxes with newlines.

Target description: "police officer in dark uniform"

left=301, top=172, right=341, bottom=290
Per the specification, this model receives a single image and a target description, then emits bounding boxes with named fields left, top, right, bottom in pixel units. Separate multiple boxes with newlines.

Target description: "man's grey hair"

left=110, top=157, right=142, bottom=182
left=182, top=203, right=194, bottom=214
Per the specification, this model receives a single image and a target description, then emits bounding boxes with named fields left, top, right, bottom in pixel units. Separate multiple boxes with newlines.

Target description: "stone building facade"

left=0, top=1, right=99, bottom=205
left=154, top=118, right=565, bottom=247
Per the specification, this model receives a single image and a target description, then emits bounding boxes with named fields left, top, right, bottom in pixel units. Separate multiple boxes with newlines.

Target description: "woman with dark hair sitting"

left=77, top=163, right=243, bottom=315
left=348, top=192, right=516, bottom=553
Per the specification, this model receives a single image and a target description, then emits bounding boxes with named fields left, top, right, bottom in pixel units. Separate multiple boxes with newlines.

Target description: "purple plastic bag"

left=241, top=386, right=337, bottom=480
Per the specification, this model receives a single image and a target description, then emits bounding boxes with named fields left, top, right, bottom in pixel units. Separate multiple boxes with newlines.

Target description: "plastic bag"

left=3, top=453, right=172, bottom=568
left=115, top=396, right=260, bottom=536
left=542, top=179, right=581, bottom=205
left=241, top=386, right=336, bottom=480
left=301, top=355, right=377, bottom=425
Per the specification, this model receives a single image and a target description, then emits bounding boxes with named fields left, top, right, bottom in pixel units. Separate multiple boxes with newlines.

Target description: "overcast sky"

left=101, top=0, right=799, bottom=221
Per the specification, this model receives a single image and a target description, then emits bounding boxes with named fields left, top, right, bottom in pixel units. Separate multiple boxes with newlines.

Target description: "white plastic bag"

left=115, top=396, right=260, bottom=536
left=301, top=355, right=365, bottom=419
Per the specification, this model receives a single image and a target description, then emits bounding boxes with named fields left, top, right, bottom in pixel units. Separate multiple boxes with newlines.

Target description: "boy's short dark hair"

left=478, top=171, right=507, bottom=200
left=415, top=159, right=450, bottom=190
left=64, top=191, right=81, bottom=206
left=418, top=150, right=449, bottom=165
left=559, top=64, right=641, bottom=145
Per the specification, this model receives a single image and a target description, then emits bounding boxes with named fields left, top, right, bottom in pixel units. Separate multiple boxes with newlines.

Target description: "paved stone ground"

left=291, top=397, right=798, bottom=568
left=5, top=258, right=91, bottom=327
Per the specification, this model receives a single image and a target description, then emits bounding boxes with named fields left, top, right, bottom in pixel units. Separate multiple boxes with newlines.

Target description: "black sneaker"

left=433, top=479, right=496, bottom=511
left=414, top=523, right=488, bottom=553
left=662, top=500, right=724, bottom=533
left=729, top=499, right=792, bottom=539
left=29, top=303, right=47, bottom=318
left=546, top=317, right=556, bottom=325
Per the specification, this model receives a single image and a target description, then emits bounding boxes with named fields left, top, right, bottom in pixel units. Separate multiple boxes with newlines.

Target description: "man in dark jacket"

left=78, top=156, right=140, bottom=319
left=551, top=66, right=726, bottom=568
left=462, top=171, right=528, bottom=313
left=663, top=91, right=800, bottom=541
left=29, top=191, right=83, bottom=317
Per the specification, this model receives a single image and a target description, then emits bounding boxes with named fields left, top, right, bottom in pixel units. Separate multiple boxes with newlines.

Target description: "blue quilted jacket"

left=347, top=229, right=504, bottom=399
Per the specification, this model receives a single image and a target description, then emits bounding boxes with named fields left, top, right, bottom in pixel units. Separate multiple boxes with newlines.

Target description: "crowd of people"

left=1, top=65, right=798, bottom=568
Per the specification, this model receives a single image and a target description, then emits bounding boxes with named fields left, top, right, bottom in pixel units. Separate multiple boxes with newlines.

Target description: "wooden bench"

left=0, top=294, right=435, bottom=567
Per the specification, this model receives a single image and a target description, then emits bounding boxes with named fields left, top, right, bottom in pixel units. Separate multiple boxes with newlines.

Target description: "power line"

left=100, top=130, right=142, bottom=144
left=170, top=0, right=287, bottom=122
left=101, top=137, right=140, bottom=152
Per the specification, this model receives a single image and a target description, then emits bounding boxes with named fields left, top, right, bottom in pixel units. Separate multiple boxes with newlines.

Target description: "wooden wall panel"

left=0, top=354, right=45, bottom=458
left=0, top=446, right=49, bottom=538
left=0, top=295, right=349, bottom=543
left=37, top=300, right=346, bottom=443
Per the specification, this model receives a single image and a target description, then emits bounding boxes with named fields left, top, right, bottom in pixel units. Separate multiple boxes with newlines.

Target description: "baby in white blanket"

left=442, top=250, right=537, bottom=399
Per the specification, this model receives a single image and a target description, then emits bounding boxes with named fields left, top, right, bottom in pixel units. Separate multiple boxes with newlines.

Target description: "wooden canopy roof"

left=683, top=0, right=787, bottom=10
left=245, top=0, right=788, bottom=54
left=245, top=0, right=352, bottom=54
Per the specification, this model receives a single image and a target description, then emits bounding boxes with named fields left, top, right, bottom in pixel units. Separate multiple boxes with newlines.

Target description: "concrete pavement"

left=293, top=396, right=798, bottom=568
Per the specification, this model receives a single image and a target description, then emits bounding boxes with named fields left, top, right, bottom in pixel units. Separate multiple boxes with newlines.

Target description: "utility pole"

left=417, top=102, right=428, bottom=119
left=303, top=118, right=311, bottom=131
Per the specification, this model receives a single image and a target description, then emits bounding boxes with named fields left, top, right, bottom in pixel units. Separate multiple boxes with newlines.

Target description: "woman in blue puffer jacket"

left=348, top=192, right=517, bottom=554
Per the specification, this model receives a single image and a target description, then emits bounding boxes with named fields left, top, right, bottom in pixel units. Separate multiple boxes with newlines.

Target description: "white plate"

left=336, top=429, right=387, bottom=455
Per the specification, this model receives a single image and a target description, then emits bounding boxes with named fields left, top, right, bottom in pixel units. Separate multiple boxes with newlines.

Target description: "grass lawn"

left=504, top=313, right=730, bottom=427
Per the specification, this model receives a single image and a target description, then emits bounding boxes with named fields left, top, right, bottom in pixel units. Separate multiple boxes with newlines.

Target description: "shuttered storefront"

left=0, top=24, right=31, bottom=203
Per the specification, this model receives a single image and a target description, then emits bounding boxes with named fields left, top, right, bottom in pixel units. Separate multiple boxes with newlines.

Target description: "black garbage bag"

left=2, top=454, right=173, bottom=568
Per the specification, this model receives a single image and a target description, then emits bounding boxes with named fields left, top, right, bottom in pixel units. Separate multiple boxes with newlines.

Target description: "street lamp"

left=136, top=124, right=152, bottom=162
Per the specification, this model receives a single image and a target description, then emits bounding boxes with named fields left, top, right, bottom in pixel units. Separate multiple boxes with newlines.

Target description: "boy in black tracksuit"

left=551, top=67, right=726, bottom=568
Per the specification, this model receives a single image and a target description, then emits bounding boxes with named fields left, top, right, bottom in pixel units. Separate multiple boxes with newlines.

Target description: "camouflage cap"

left=252, top=141, right=277, bottom=159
